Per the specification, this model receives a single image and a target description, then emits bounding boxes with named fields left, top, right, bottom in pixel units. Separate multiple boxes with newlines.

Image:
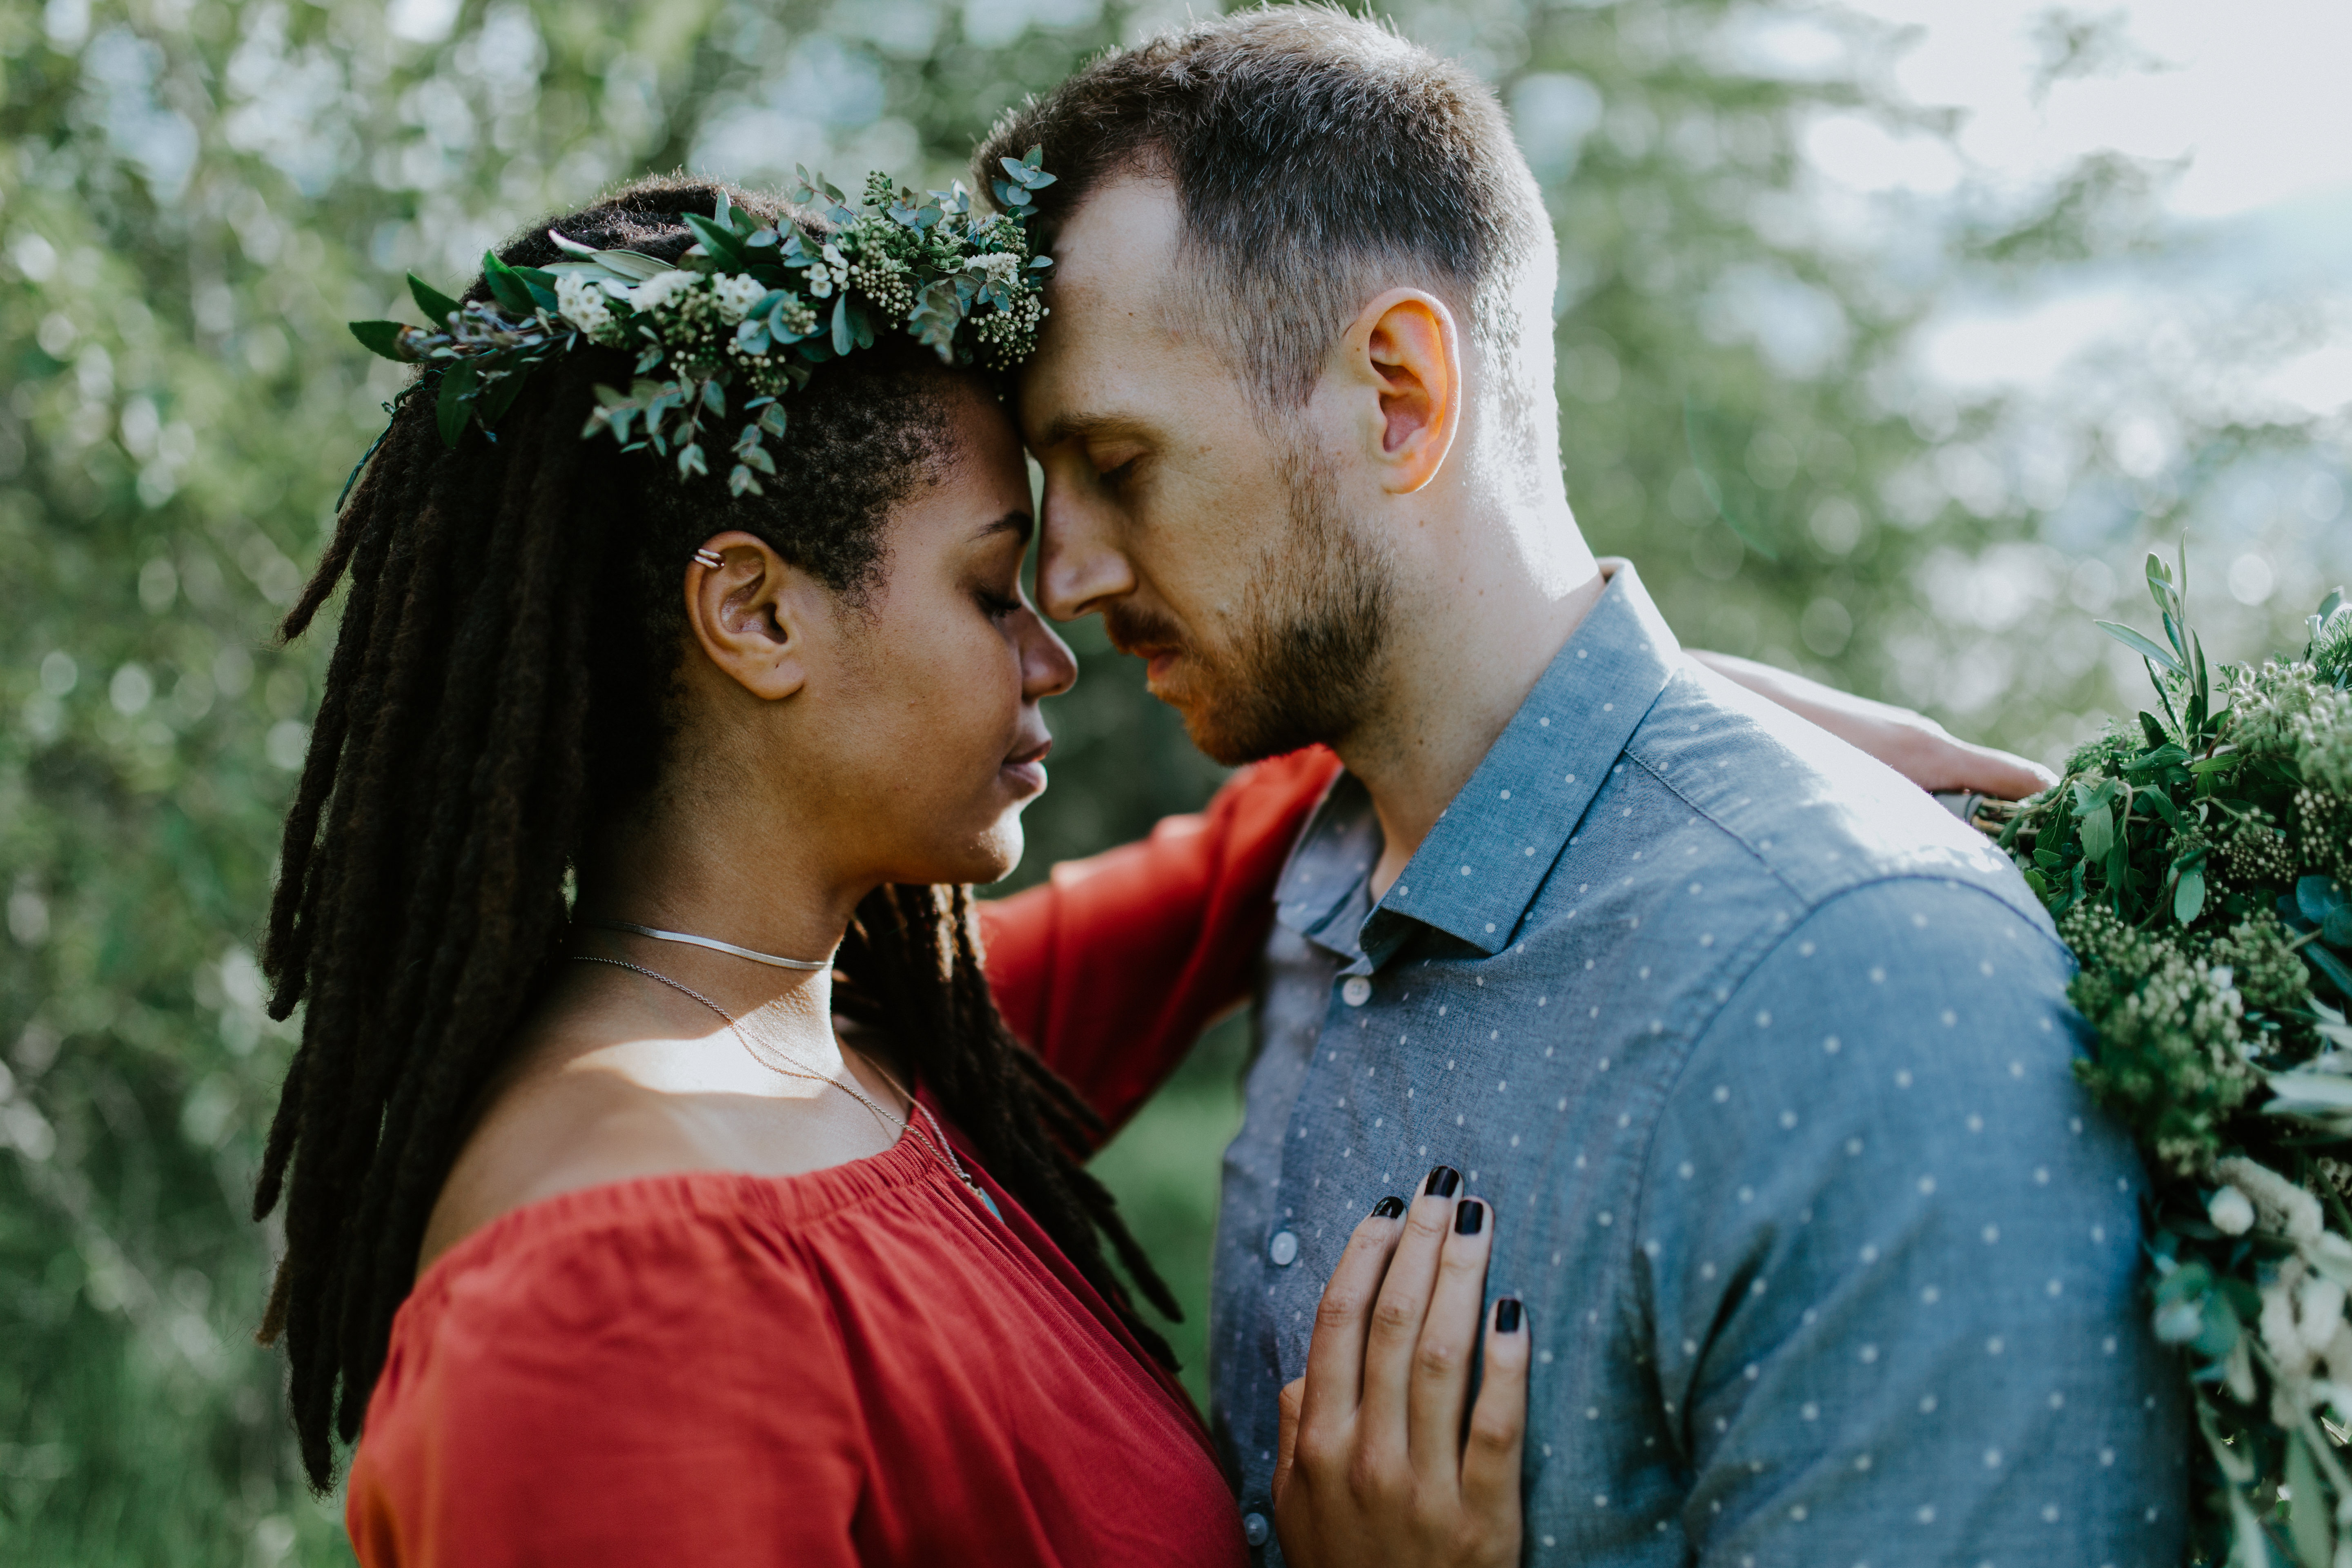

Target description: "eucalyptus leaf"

left=2299, top=877, right=2348, bottom=924
left=2096, top=620, right=2187, bottom=675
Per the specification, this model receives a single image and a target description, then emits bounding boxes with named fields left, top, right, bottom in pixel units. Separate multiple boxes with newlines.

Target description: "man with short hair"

left=980, top=9, right=2186, bottom=1564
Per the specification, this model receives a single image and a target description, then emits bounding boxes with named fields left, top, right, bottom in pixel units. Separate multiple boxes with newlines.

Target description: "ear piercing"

left=692, top=548, right=724, bottom=570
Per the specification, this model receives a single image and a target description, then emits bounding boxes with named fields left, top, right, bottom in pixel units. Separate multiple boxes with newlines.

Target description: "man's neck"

left=1340, top=508, right=1605, bottom=896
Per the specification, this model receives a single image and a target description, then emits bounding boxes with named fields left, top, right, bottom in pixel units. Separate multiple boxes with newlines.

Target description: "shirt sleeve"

left=977, top=746, right=1342, bottom=1134
left=346, top=1216, right=863, bottom=1568
left=1635, top=878, right=2189, bottom=1566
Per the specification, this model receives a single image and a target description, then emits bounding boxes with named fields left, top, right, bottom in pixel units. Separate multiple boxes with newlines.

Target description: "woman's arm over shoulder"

left=979, top=745, right=1343, bottom=1134
left=348, top=1212, right=863, bottom=1568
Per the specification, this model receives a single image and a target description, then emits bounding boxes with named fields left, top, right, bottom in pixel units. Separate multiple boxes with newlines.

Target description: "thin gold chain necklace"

left=568, top=953, right=995, bottom=1214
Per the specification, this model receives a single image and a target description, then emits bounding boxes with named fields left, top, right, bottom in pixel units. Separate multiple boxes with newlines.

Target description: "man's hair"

left=977, top=3, right=1558, bottom=433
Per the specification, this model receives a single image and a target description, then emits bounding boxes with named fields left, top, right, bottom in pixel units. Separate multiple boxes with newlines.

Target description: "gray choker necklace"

left=579, top=918, right=830, bottom=972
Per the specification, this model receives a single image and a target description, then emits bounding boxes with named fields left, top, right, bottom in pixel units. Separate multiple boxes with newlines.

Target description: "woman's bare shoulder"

left=416, top=1067, right=717, bottom=1276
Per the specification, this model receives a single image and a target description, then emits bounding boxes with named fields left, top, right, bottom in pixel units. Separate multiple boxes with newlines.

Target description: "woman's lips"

left=1002, top=738, right=1051, bottom=797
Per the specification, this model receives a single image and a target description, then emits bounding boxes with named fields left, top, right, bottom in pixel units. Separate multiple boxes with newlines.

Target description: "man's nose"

left=1036, top=473, right=1135, bottom=623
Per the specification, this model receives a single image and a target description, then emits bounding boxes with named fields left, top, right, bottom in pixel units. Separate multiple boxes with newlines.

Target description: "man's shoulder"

left=1617, top=661, right=2046, bottom=932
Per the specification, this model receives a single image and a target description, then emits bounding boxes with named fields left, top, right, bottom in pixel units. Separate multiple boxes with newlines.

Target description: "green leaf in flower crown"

left=727, top=463, right=761, bottom=497
left=831, top=295, right=853, bottom=356
left=480, top=252, right=537, bottom=316
left=2309, top=941, right=2352, bottom=1002
left=434, top=361, right=478, bottom=448
left=474, top=363, right=532, bottom=428
left=677, top=442, right=706, bottom=480
left=2286, top=1430, right=2333, bottom=1568
left=512, top=266, right=561, bottom=313
left=2096, top=620, right=2186, bottom=676
left=595, top=249, right=673, bottom=283
left=2300, top=876, right=2348, bottom=925
left=409, top=273, right=463, bottom=328
left=348, top=321, right=414, bottom=361
left=684, top=212, right=748, bottom=270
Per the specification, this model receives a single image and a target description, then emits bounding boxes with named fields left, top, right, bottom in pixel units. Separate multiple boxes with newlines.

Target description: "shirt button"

left=1341, top=976, right=1372, bottom=1007
left=1242, top=1511, right=1271, bottom=1546
left=1268, top=1230, right=1299, bottom=1266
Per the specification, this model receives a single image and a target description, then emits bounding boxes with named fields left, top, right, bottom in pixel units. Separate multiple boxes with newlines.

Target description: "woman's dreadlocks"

left=252, top=174, right=1178, bottom=1489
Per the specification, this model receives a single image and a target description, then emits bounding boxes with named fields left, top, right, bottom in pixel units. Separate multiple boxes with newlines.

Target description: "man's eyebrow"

left=1033, top=410, right=1148, bottom=450
left=975, top=508, right=1033, bottom=543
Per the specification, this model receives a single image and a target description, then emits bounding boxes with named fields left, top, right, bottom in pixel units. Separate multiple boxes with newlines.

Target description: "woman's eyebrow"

left=973, top=508, right=1033, bottom=544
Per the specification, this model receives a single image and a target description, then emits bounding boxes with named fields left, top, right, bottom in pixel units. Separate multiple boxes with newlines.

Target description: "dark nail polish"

left=1495, top=1297, right=1523, bottom=1334
left=1454, top=1198, right=1485, bottom=1235
left=1372, top=1195, right=1406, bottom=1219
left=1425, top=1165, right=1460, bottom=1198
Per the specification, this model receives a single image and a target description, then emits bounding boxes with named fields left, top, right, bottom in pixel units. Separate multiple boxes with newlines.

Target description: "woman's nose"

left=1021, top=608, right=1078, bottom=701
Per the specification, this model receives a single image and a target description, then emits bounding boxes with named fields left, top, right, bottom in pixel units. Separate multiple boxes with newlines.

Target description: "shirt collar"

left=1273, top=560, right=1682, bottom=968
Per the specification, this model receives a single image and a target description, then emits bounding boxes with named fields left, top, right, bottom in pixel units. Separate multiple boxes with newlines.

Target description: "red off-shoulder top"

left=344, top=747, right=1342, bottom=1567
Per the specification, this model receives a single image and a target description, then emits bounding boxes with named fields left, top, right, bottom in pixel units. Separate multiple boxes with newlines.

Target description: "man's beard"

left=1109, top=444, right=1394, bottom=767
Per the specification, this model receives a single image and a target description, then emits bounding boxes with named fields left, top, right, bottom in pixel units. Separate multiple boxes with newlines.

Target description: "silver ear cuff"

left=692, top=548, right=724, bottom=570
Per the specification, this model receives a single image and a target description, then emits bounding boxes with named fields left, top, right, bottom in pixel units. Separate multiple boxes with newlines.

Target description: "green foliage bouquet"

left=1996, top=555, right=2352, bottom=1564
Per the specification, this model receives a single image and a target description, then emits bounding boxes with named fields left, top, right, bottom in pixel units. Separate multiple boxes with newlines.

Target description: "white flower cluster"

left=626, top=269, right=699, bottom=315
left=555, top=274, right=612, bottom=334
left=2209, top=1156, right=2352, bottom=1425
left=803, top=242, right=852, bottom=301
left=967, top=252, right=1025, bottom=286
left=712, top=273, right=767, bottom=325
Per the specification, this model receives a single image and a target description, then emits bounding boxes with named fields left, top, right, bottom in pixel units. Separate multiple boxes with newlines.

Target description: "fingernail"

left=1371, top=1195, right=1405, bottom=1219
left=1424, top=1165, right=1460, bottom=1198
left=1495, top=1297, right=1523, bottom=1334
left=1454, top=1198, right=1485, bottom=1235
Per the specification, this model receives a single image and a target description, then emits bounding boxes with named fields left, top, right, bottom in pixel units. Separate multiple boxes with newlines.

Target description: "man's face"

left=1018, top=178, right=1392, bottom=765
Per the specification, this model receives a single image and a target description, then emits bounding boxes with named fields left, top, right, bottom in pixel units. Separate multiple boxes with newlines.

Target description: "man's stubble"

left=1113, top=437, right=1395, bottom=768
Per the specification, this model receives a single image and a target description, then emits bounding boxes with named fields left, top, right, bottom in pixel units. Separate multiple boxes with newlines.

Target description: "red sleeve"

left=978, top=745, right=1343, bottom=1136
left=346, top=1218, right=863, bottom=1568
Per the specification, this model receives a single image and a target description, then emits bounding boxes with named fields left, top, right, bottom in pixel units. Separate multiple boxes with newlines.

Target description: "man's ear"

left=682, top=531, right=824, bottom=702
left=1337, top=289, right=1462, bottom=495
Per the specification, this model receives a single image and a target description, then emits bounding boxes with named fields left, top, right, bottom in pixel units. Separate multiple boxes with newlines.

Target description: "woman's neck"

left=570, top=794, right=873, bottom=1075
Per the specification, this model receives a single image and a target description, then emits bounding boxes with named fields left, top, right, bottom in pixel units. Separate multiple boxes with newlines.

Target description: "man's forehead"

left=1047, top=174, right=1185, bottom=290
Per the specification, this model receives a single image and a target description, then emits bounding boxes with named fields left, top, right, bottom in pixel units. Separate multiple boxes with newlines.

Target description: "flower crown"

left=347, top=151, right=1058, bottom=500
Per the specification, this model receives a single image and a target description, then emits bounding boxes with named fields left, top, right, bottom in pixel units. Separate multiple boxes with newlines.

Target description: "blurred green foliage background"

left=1, top=0, right=2343, bottom=1558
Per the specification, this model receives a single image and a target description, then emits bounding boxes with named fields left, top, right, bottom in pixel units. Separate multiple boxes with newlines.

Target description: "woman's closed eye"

left=976, top=586, right=1025, bottom=621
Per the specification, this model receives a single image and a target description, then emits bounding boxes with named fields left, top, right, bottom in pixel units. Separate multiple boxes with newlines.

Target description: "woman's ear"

left=683, top=531, right=824, bottom=702
left=1337, top=289, right=1462, bottom=495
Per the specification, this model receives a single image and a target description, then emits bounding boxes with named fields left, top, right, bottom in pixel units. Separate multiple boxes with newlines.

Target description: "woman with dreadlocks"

left=257, top=168, right=1537, bottom=1568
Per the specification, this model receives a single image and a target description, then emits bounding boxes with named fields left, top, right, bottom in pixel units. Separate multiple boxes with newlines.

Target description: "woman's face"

left=765, top=383, right=1076, bottom=891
